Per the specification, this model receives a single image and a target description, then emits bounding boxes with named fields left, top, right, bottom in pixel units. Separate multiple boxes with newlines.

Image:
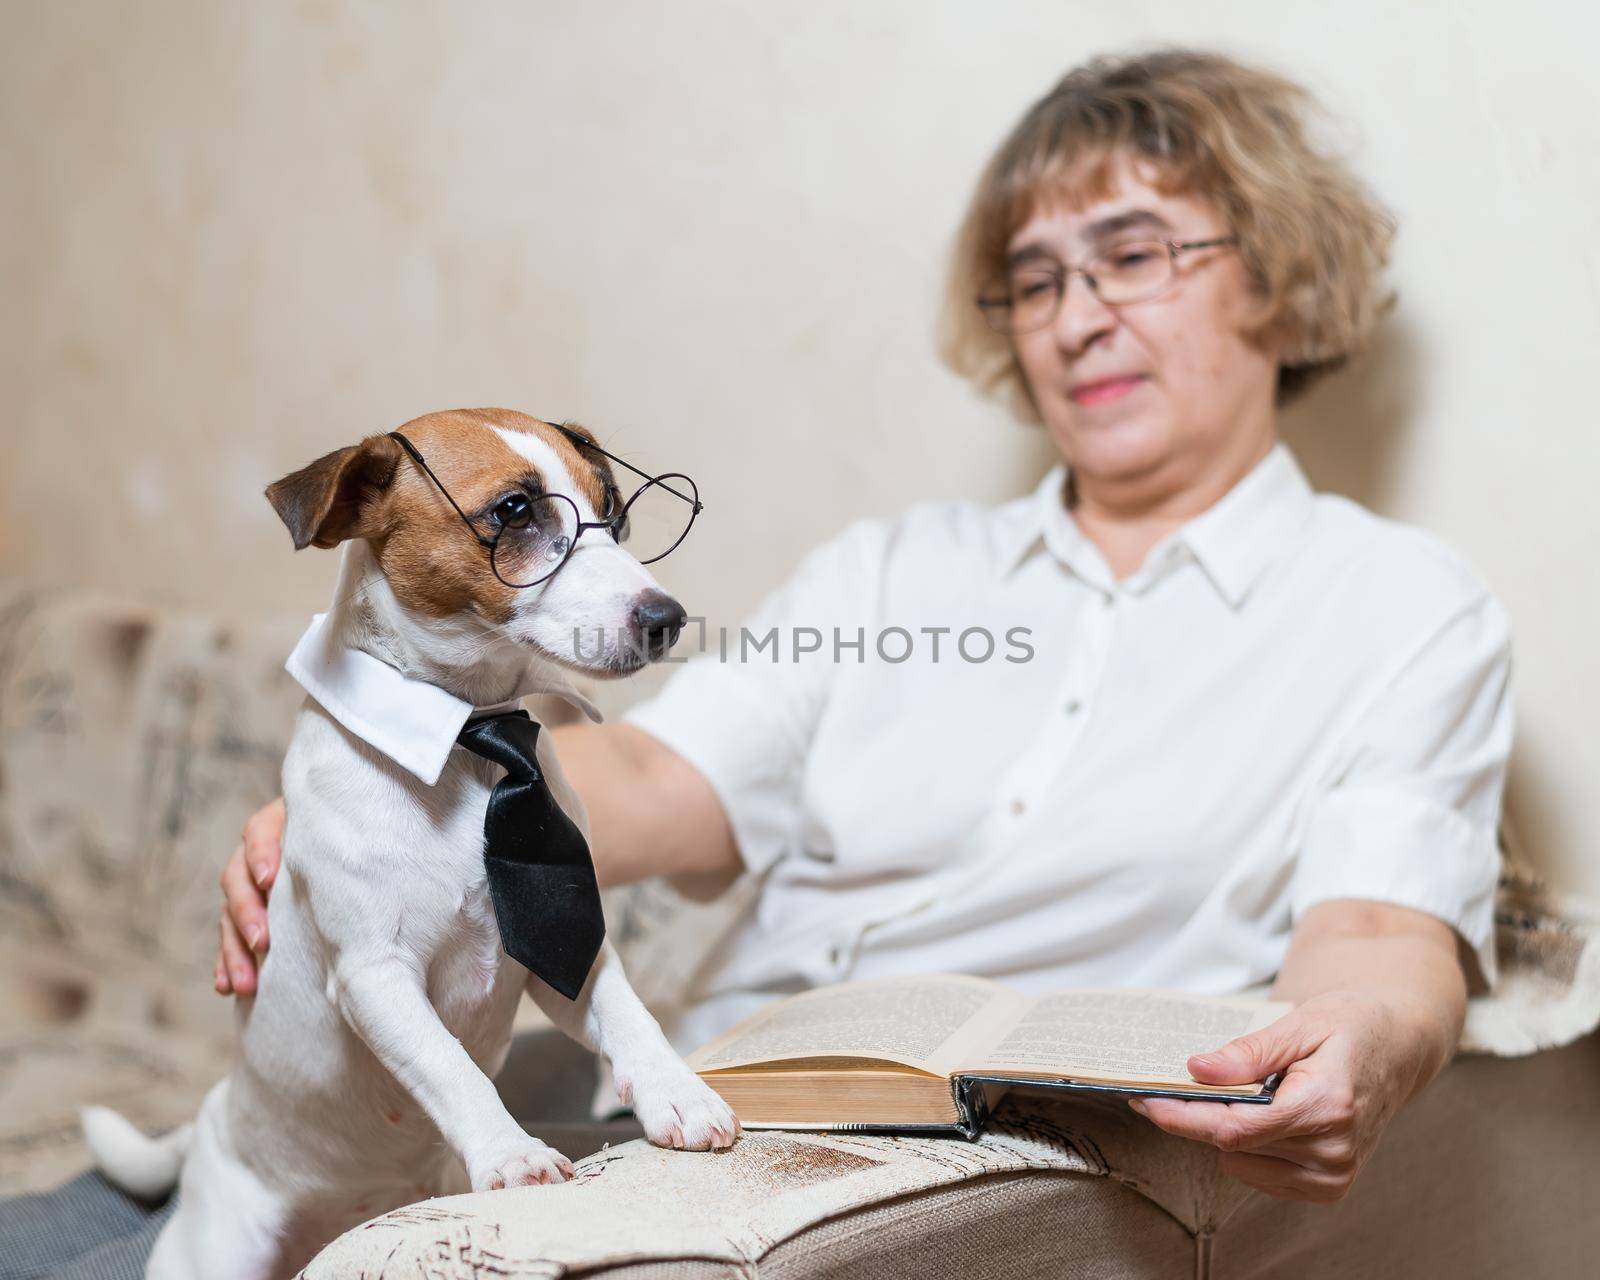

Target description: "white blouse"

left=624, top=442, right=1513, bottom=1053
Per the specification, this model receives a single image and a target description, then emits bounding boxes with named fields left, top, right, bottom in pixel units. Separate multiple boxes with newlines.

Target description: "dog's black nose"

left=633, top=591, right=686, bottom=660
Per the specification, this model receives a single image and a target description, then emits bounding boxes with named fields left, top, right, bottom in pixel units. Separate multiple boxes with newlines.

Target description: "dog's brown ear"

left=265, top=434, right=402, bottom=550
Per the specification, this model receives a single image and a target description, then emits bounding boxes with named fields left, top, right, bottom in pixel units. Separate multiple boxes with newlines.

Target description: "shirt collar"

left=1000, top=442, right=1315, bottom=608
left=285, top=611, right=602, bottom=786
left=1178, top=442, right=1315, bottom=606
left=999, top=464, right=1116, bottom=591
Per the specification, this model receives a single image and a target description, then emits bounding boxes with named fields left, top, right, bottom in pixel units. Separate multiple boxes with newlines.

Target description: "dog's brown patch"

left=378, top=408, right=621, bottom=623
left=266, top=408, right=620, bottom=625
left=266, top=436, right=403, bottom=550
left=360, top=410, right=530, bottom=622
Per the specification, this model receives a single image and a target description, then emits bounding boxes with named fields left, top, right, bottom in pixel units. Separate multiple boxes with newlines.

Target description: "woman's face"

left=1007, top=154, right=1281, bottom=498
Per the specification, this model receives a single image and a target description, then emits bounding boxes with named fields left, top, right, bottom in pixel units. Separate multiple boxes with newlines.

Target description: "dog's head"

left=265, top=408, right=686, bottom=678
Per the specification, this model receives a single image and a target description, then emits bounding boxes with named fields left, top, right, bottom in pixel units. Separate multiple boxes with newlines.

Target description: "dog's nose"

left=633, top=591, right=687, bottom=661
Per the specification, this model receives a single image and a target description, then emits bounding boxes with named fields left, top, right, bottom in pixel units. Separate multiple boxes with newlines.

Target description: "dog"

left=82, top=409, right=739, bottom=1279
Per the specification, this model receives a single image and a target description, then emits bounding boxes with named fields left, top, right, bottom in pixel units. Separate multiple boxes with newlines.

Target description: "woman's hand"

left=1128, top=900, right=1468, bottom=1204
left=1129, top=990, right=1431, bottom=1202
left=214, top=797, right=285, bottom=997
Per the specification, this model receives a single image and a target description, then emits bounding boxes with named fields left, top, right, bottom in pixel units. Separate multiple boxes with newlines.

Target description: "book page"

left=689, top=974, right=1022, bottom=1075
left=970, top=988, right=1291, bottom=1084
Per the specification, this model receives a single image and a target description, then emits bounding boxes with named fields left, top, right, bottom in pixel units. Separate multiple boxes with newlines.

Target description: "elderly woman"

left=218, top=48, right=1510, bottom=1210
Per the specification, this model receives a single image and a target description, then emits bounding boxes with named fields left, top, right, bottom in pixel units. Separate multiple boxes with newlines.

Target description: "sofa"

left=2, top=579, right=1597, bottom=1277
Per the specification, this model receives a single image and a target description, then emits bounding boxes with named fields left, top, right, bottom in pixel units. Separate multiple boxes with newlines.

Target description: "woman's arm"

left=1272, top=897, right=1466, bottom=1071
left=1134, top=581, right=1511, bottom=1201
left=1128, top=898, right=1468, bottom=1203
left=548, top=722, right=740, bottom=890
left=214, top=721, right=740, bottom=996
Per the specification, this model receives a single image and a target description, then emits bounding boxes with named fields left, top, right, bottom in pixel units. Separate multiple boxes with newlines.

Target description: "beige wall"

left=3, top=1, right=1596, bottom=894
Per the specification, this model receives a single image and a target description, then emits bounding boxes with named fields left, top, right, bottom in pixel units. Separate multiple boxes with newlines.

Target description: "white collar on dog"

left=285, top=612, right=602, bottom=786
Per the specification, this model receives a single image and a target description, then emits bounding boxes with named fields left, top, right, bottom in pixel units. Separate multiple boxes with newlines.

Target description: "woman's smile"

left=1069, top=374, right=1147, bottom=406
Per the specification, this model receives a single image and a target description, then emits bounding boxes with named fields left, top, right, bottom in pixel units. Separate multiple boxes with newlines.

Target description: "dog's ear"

left=265, top=435, right=402, bottom=550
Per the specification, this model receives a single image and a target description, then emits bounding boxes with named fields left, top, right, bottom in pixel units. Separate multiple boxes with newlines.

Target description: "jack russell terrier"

left=82, top=408, right=739, bottom=1279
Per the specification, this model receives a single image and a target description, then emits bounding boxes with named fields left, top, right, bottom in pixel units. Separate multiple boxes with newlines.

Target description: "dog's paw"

left=467, top=1133, right=575, bottom=1191
left=622, top=1061, right=740, bottom=1152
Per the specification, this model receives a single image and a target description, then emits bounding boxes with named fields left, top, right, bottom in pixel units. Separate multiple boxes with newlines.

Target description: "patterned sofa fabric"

left=0, top=582, right=306, bottom=1193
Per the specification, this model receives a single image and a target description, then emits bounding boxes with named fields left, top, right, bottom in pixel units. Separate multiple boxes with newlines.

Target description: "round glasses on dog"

left=388, top=429, right=702, bottom=589
left=486, top=471, right=699, bottom=587
left=975, top=235, right=1238, bottom=335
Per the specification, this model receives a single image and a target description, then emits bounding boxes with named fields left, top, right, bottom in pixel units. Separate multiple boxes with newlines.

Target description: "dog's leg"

left=525, top=943, right=739, bottom=1150
left=332, top=959, right=575, bottom=1189
left=143, top=1081, right=289, bottom=1280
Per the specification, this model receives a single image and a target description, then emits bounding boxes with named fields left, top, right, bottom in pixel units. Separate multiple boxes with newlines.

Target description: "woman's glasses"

left=976, top=235, right=1239, bottom=335
left=388, top=426, right=702, bottom=589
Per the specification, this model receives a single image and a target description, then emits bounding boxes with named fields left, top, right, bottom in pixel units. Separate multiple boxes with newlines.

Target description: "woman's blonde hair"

left=941, top=47, right=1398, bottom=419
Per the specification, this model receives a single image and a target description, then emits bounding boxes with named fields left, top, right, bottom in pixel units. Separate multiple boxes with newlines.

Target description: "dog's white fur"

left=82, top=419, right=738, bottom=1279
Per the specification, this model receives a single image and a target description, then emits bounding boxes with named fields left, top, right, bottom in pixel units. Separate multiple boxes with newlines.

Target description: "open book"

left=688, top=975, right=1290, bottom=1137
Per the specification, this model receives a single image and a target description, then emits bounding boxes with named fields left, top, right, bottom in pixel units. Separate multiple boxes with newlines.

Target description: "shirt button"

left=1009, top=797, right=1027, bottom=817
left=1065, top=699, right=1082, bottom=715
left=1101, top=593, right=1115, bottom=609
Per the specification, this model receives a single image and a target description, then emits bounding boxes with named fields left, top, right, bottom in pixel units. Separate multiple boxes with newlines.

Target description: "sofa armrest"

left=308, top=1034, right=1600, bottom=1278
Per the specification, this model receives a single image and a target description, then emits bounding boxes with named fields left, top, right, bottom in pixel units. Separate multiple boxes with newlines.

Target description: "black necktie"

left=455, top=710, right=604, bottom=1000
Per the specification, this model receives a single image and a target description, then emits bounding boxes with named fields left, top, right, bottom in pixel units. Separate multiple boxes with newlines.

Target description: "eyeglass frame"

left=387, top=424, right=703, bottom=589
left=976, top=234, right=1240, bottom=334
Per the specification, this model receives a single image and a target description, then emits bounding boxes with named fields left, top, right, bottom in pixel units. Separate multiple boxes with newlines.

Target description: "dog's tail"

left=79, top=1106, right=194, bottom=1199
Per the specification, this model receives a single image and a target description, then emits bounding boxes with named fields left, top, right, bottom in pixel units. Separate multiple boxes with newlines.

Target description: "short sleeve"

left=1289, top=590, right=1513, bottom=986
left=622, top=519, right=889, bottom=876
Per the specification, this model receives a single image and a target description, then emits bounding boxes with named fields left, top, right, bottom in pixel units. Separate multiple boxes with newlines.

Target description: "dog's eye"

left=602, top=484, right=623, bottom=521
left=494, top=494, right=533, bottom=529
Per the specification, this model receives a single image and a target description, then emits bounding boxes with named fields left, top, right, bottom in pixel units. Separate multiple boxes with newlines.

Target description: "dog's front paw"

left=467, top=1133, right=575, bottom=1191
left=621, top=1062, right=740, bottom=1152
